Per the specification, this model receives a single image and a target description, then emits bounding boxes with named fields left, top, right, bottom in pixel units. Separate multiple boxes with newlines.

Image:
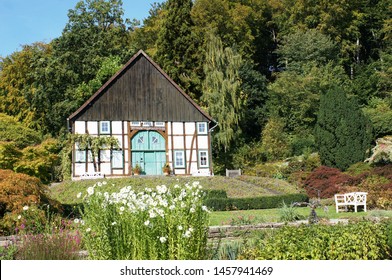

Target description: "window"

left=131, top=121, right=141, bottom=127
left=197, top=122, right=207, bottom=134
left=152, top=136, right=159, bottom=144
left=198, top=150, right=209, bottom=167
left=112, top=150, right=123, bottom=169
left=155, top=122, right=165, bottom=127
left=137, top=135, right=144, bottom=144
left=174, top=151, right=185, bottom=168
left=100, top=121, right=110, bottom=134
left=142, top=121, right=153, bottom=127
left=75, top=150, right=86, bottom=162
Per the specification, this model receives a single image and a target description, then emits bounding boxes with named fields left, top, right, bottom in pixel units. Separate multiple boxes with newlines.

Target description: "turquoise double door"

left=131, top=131, right=166, bottom=175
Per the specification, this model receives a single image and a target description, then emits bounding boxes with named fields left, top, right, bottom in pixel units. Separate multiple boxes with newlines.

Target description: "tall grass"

left=79, top=181, right=210, bottom=260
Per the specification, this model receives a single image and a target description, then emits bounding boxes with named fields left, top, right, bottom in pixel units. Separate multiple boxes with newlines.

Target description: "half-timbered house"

left=68, top=50, right=216, bottom=179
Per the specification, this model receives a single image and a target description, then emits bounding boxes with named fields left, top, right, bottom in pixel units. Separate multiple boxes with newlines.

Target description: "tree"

left=238, top=61, right=268, bottom=141
left=202, top=33, right=245, bottom=152
left=275, top=29, right=339, bottom=73
left=315, top=86, right=372, bottom=170
left=155, top=0, right=200, bottom=98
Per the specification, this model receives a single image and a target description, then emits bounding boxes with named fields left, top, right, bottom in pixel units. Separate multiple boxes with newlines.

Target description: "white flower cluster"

left=82, top=181, right=210, bottom=235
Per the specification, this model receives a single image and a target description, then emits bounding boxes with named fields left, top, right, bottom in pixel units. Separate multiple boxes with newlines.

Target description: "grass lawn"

left=49, top=175, right=299, bottom=204
left=209, top=206, right=392, bottom=226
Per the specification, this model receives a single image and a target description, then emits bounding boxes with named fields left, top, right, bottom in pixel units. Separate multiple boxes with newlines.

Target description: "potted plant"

left=133, top=164, right=142, bottom=175
left=162, top=163, right=171, bottom=176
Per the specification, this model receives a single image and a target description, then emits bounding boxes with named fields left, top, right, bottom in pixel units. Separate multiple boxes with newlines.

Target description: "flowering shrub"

left=79, top=181, right=210, bottom=260
left=15, top=229, right=82, bottom=260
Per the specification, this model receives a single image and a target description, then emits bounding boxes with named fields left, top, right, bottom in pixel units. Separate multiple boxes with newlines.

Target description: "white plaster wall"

left=175, top=169, right=186, bottom=175
left=185, top=122, right=195, bottom=135
left=74, top=164, right=85, bottom=176
left=186, top=150, right=197, bottom=163
left=167, top=122, right=172, bottom=135
left=123, top=121, right=128, bottom=132
left=112, top=121, right=122, bottom=134
left=74, top=121, right=86, bottom=134
left=197, top=135, right=209, bottom=149
left=87, top=121, right=98, bottom=135
left=100, top=163, right=111, bottom=174
left=172, top=122, right=183, bottom=134
left=123, top=135, right=128, bottom=149
left=185, top=136, right=195, bottom=149
left=87, top=163, right=95, bottom=173
left=173, top=136, right=184, bottom=149
left=112, top=169, right=123, bottom=175
left=113, top=135, right=123, bottom=148
left=167, top=136, right=172, bottom=150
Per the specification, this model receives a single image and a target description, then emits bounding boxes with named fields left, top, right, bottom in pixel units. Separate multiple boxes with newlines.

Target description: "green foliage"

left=0, top=113, right=41, bottom=149
left=240, top=221, right=391, bottom=260
left=205, top=193, right=309, bottom=211
left=261, top=117, right=290, bottom=161
left=202, top=32, right=245, bottom=151
left=71, top=133, right=119, bottom=172
left=278, top=202, right=305, bottom=222
left=276, top=29, right=339, bottom=72
left=155, top=0, right=200, bottom=97
left=315, top=86, right=372, bottom=170
left=364, top=98, right=392, bottom=138
left=14, top=138, right=61, bottom=184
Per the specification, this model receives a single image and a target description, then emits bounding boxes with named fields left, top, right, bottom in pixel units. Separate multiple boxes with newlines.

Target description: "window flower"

left=23, top=206, right=29, bottom=211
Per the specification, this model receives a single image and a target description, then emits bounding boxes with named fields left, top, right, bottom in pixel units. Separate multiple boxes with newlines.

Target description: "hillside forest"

left=0, top=0, right=392, bottom=183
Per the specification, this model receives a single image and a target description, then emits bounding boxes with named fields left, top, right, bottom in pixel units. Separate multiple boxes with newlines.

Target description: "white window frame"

left=131, top=121, right=141, bottom=127
left=174, top=150, right=185, bottom=168
left=154, top=122, right=165, bottom=127
left=100, top=121, right=110, bottom=134
left=112, top=150, right=124, bottom=169
left=198, top=150, right=209, bottom=168
left=197, top=122, right=207, bottom=134
left=75, top=150, right=86, bottom=163
left=142, top=121, right=153, bottom=127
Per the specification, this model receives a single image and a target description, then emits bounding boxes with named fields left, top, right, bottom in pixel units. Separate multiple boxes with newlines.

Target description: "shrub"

left=0, top=113, right=41, bottom=149
left=240, top=221, right=391, bottom=260
left=79, top=181, right=210, bottom=260
left=278, top=202, right=305, bottom=222
left=205, top=193, right=309, bottom=211
left=302, top=166, right=359, bottom=198
left=0, top=169, right=62, bottom=235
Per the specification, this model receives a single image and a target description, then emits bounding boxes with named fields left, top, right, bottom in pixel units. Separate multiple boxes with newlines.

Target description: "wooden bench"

left=334, top=192, right=367, bottom=213
left=80, top=172, right=104, bottom=180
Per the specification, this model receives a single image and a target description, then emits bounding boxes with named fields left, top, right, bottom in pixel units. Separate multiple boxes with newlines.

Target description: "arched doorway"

left=131, top=131, right=166, bottom=175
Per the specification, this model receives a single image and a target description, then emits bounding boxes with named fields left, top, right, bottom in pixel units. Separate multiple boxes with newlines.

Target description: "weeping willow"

left=202, top=32, right=244, bottom=151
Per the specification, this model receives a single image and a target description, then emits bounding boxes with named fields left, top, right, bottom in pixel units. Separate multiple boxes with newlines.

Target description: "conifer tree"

left=315, top=86, right=372, bottom=170
left=155, top=0, right=200, bottom=98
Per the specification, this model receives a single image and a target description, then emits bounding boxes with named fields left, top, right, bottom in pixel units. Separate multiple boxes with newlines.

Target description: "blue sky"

left=0, top=0, right=164, bottom=57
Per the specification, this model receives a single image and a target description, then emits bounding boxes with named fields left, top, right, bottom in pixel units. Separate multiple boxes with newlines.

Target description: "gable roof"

left=68, top=50, right=213, bottom=123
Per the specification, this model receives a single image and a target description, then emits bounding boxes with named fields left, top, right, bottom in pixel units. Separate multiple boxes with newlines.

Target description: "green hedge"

left=205, top=193, right=308, bottom=211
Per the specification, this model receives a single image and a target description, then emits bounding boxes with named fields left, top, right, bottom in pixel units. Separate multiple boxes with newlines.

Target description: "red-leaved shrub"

left=302, top=166, right=359, bottom=199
